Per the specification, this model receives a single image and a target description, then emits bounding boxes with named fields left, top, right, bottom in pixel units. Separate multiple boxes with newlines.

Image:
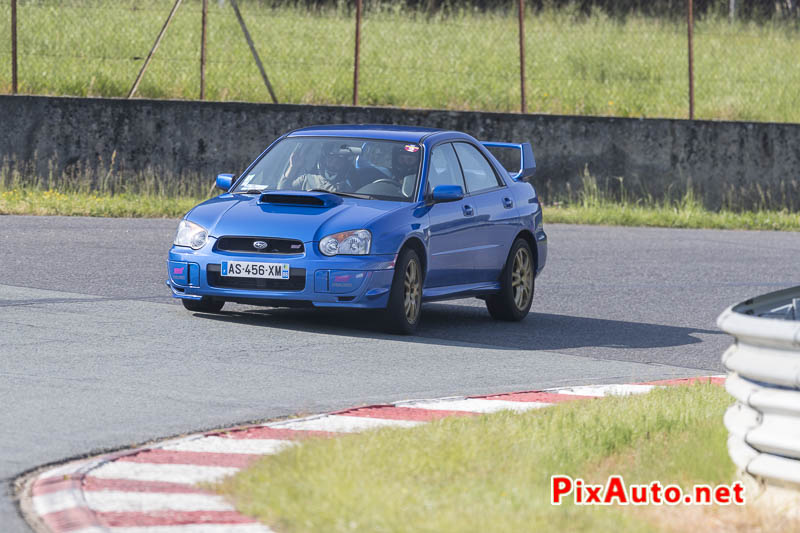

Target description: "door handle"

left=462, top=204, right=474, bottom=217
left=502, top=197, right=514, bottom=209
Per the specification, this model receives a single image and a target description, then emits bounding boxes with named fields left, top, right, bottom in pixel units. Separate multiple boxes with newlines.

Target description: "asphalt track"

left=2, top=215, right=799, bottom=532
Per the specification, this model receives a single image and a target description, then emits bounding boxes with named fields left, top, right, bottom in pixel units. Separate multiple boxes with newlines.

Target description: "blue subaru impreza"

left=167, top=125, right=547, bottom=334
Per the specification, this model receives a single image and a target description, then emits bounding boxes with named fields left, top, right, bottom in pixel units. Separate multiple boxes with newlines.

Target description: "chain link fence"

left=1, top=1, right=798, bottom=120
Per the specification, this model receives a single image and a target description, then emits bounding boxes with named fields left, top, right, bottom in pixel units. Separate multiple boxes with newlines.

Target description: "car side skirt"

left=422, top=281, right=502, bottom=303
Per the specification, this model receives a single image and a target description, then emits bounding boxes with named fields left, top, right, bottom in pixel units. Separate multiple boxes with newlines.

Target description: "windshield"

left=233, top=137, right=422, bottom=201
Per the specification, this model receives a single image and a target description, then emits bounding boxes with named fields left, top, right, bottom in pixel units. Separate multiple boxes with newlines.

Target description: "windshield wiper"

left=308, top=189, right=372, bottom=199
left=237, top=189, right=267, bottom=194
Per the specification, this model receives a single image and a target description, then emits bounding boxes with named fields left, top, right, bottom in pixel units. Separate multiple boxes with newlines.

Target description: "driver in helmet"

left=394, top=144, right=421, bottom=197
left=291, top=144, right=354, bottom=193
left=277, top=144, right=317, bottom=190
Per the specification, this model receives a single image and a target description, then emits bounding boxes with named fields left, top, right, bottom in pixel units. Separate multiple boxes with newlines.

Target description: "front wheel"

left=384, top=248, right=423, bottom=334
left=486, top=238, right=535, bottom=321
left=181, top=297, right=225, bottom=313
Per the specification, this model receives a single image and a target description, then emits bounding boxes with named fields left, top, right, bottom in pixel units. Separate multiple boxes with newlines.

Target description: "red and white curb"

left=21, top=377, right=723, bottom=533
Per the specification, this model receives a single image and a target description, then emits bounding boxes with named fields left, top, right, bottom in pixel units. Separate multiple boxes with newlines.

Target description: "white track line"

left=84, top=491, right=235, bottom=513
left=162, top=437, right=295, bottom=455
left=89, top=462, right=239, bottom=484
left=39, top=460, right=90, bottom=480
left=398, top=398, right=552, bottom=413
left=106, top=526, right=274, bottom=533
left=550, top=384, right=655, bottom=397
left=32, top=489, right=86, bottom=516
left=276, top=414, right=422, bottom=433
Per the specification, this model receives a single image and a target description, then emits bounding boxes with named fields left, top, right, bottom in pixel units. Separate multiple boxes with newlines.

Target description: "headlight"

left=174, top=220, right=208, bottom=250
left=319, top=229, right=371, bottom=256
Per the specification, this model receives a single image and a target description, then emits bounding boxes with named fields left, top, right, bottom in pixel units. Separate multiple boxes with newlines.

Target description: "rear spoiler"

left=481, top=141, right=536, bottom=181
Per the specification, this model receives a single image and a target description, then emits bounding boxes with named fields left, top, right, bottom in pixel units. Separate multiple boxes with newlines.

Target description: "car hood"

left=187, top=193, right=405, bottom=242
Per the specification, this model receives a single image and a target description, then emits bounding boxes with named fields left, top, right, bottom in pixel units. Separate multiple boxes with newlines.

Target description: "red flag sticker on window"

left=404, top=144, right=420, bottom=152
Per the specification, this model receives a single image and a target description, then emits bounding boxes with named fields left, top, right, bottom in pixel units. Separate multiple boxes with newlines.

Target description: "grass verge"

left=544, top=203, right=800, bottom=231
left=2, top=187, right=799, bottom=231
left=0, top=188, right=204, bottom=218
left=216, top=384, right=739, bottom=532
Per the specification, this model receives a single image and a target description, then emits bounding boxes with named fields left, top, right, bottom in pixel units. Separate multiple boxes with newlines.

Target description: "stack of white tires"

left=718, top=286, right=800, bottom=512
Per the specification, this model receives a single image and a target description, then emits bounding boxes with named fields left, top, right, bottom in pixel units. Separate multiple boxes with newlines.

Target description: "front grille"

left=215, top=236, right=305, bottom=255
left=207, top=264, right=306, bottom=291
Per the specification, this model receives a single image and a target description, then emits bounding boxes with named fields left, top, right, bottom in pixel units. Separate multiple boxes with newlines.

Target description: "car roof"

left=288, top=124, right=444, bottom=143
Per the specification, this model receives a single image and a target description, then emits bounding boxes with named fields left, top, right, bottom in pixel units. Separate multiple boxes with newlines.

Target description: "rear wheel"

left=384, top=248, right=423, bottom=334
left=486, top=238, right=534, bottom=321
left=181, top=297, right=225, bottom=313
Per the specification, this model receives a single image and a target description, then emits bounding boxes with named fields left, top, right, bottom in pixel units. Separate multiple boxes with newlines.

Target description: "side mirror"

left=431, top=185, right=464, bottom=203
left=216, top=173, right=234, bottom=191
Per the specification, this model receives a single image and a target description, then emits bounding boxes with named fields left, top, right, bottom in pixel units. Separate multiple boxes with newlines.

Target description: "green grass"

left=3, top=184, right=799, bottom=230
left=545, top=203, right=800, bottom=231
left=544, top=172, right=800, bottom=230
left=0, top=160, right=210, bottom=217
left=0, top=188, right=204, bottom=217
left=2, top=160, right=798, bottom=228
left=216, top=383, right=734, bottom=533
left=0, top=2, right=798, bottom=121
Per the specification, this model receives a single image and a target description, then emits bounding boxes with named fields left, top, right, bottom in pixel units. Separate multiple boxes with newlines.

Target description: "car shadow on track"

left=190, top=300, right=720, bottom=352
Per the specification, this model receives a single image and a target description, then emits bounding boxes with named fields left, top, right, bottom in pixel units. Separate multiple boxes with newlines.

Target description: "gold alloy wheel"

left=403, top=258, right=421, bottom=323
left=511, top=246, right=533, bottom=310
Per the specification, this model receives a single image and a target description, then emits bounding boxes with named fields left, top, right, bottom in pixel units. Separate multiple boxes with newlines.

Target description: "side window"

left=453, top=143, right=503, bottom=194
left=427, top=143, right=466, bottom=192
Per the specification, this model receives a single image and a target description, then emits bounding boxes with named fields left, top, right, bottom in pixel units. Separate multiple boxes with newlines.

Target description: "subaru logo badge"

left=253, top=240, right=269, bottom=250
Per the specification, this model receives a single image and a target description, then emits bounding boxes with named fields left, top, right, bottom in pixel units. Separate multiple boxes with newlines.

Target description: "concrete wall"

left=2, top=94, right=800, bottom=208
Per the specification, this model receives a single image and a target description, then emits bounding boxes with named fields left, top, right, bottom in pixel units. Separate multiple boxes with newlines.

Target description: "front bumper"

left=166, top=238, right=396, bottom=309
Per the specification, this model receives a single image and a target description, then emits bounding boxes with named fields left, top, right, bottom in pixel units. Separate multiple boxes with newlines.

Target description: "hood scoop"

left=258, top=191, right=343, bottom=208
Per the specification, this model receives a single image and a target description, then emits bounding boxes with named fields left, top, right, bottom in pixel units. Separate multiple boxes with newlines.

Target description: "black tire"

left=181, top=297, right=225, bottom=313
left=384, top=248, right=423, bottom=334
left=486, top=238, right=535, bottom=321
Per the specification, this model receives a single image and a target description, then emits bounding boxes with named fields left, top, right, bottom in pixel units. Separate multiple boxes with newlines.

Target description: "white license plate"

left=221, top=261, right=290, bottom=279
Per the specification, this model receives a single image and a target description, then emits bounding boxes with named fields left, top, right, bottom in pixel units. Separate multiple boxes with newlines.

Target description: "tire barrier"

left=717, top=286, right=800, bottom=508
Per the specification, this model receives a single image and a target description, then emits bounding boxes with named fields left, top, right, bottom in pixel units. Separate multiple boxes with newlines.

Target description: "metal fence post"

left=229, top=0, right=278, bottom=104
left=353, top=0, right=362, bottom=106
left=518, top=0, right=526, bottom=114
left=128, top=0, right=183, bottom=98
left=201, top=0, right=207, bottom=100
left=11, top=0, right=18, bottom=94
left=687, top=0, right=695, bottom=119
